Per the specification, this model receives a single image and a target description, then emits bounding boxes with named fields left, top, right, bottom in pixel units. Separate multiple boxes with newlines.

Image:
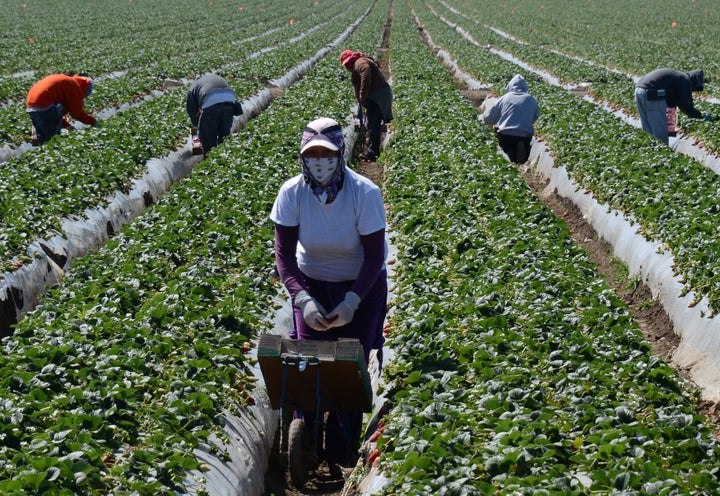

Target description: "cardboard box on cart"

left=258, top=334, right=372, bottom=413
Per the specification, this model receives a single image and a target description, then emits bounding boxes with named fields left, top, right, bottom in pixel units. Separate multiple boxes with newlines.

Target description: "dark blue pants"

left=291, top=270, right=387, bottom=466
left=197, top=102, right=234, bottom=156
left=29, top=103, right=64, bottom=144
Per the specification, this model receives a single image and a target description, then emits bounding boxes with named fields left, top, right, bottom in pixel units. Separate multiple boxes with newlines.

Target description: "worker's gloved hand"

left=704, top=114, right=713, bottom=122
left=294, top=290, right=330, bottom=331
left=325, top=292, right=361, bottom=329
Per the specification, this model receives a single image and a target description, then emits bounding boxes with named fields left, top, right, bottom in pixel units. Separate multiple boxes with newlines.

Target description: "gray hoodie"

left=481, top=74, right=540, bottom=137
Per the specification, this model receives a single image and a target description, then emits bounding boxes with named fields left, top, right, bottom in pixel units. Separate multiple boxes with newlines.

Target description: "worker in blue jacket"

left=635, top=68, right=711, bottom=145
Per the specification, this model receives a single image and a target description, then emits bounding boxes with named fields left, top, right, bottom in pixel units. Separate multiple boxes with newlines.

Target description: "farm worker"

left=270, top=117, right=388, bottom=476
left=185, top=73, right=243, bottom=157
left=340, top=49, right=393, bottom=162
left=26, top=74, right=97, bottom=145
left=635, top=68, right=710, bottom=145
left=480, top=74, right=540, bottom=164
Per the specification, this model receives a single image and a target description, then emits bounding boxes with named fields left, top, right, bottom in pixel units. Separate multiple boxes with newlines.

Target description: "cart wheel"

left=288, top=418, right=311, bottom=488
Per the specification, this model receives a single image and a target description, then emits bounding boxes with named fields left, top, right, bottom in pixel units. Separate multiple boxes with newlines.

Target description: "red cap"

left=340, top=49, right=354, bottom=65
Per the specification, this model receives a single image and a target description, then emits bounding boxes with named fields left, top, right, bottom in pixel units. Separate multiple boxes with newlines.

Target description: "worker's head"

left=506, top=74, right=528, bottom=94
left=340, top=49, right=362, bottom=72
left=300, top=117, right=344, bottom=186
left=688, top=69, right=704, bottom=92
left=74, top=76, right=93, bottom=97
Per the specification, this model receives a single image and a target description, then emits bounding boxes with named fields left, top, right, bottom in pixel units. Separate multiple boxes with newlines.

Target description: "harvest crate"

left=258, top=334, right=372, bottom=413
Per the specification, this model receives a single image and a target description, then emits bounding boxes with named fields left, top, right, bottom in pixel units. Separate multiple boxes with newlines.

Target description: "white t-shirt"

left=270, top=167, right=387, bottom=281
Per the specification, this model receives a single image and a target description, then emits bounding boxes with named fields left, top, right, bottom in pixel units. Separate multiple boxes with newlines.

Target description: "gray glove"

left=325, top=292, right=361, bottom=329
left=294, top=290, right=329, bottom=331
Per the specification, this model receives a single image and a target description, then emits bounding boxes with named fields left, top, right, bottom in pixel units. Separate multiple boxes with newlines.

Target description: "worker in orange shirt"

left=26, top=74, right=97, bottom=145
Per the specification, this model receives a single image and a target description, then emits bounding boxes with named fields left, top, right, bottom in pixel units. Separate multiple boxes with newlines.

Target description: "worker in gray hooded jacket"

left=635, top=68, right=710, bottom=145
left=481, top=74, right=540, bottom=164
left=186, top=73, right=243, bottom=156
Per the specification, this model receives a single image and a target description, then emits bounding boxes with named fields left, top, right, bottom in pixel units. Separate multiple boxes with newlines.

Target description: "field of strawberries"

left=2, top=0, right=720, bottom=494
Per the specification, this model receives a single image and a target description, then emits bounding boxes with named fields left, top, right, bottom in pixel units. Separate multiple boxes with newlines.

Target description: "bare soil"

left=516, top=162, right=679, bottom=359
left=263, top=454, right=356, bottom=496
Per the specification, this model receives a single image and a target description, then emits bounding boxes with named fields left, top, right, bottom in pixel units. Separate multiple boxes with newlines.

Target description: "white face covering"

left=305, top=156, right=339, bottom=185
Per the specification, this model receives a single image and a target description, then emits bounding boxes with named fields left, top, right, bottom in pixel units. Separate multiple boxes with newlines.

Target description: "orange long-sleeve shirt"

left=27, top=74, right=97, bottom=127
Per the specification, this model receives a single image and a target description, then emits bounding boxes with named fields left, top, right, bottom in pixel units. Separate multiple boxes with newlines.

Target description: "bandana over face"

left=305, top=156, right=339, bottom=185
left=300, top=118, right=346, bottom=204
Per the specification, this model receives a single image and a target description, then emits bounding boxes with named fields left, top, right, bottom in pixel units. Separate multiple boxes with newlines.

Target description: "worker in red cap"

left=340, top=50, right=393, bottom=162
left=26, top=74, right=97, bottom=145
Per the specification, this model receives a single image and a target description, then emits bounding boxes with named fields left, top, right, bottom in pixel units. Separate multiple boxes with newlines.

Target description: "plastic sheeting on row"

left=182, top=376, right=278, bottom=496
left=529, top=142, right=720, bottom=402
left=415, top=3, right=720, bottom=403
left=0, top=92, right=270, bottom=337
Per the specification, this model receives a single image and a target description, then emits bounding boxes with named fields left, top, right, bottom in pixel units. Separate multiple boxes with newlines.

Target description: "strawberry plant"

left=372, top=3, right=720, bottom=493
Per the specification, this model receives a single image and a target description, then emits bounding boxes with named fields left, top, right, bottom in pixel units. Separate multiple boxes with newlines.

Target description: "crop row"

left=0, top=0, right=354, bottom=105
left=373, top=2, right=720, bottom=493
left=0, top=0, right=390, bottom=492
left=0, top=0, right=366, bottom=272
left=449, top=0, right=720, bottom=90
left=409, top=0, right=720, bottom=318
left=422, top=0, right=720, bottom=153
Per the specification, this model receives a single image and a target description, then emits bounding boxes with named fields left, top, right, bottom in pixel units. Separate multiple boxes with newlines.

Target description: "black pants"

left=497, top=133, right=532, bottom=164
left=364, top=100, right=383, bottom=159
left=197, top=102, right=234, bottom=156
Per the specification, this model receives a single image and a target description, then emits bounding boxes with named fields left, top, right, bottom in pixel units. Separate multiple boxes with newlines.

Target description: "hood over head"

left=688, top=69, right=704, bottom=91
left=74, top=76, right=93, bottom=96
left=506, top=74, right=529, bottom=94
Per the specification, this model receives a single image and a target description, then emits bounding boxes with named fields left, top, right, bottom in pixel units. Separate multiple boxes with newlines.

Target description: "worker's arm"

left=274, top=223, right=307, bottom=300
left=63, top=84, right=97, bottom=126
left=350, top=228, right=385, bottom=299
left=275, top=223, right=331, bottom=330
left=186, top=89, right=201, bottom=127
left=356, top=62, right=372, bottom=105
left=677, top=86, right=703, bottom=119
